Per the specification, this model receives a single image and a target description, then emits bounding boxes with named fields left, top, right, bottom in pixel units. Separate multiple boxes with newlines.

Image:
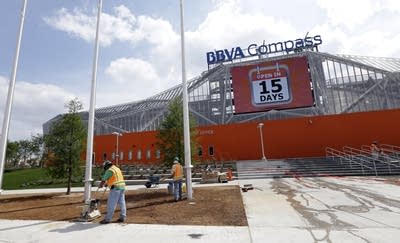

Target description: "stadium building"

left=43, top=41, right=400, bottom=166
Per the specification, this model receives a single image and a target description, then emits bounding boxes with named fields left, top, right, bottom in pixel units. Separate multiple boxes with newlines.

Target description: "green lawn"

left=2, top=168, right=84, bottom=190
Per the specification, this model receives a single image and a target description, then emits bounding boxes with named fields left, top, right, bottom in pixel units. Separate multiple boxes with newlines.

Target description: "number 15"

left=259, top=79, right=282, bottom=94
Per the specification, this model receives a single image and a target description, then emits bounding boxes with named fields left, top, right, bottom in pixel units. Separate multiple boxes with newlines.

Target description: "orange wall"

left=93, top=130, right=160, bottom=166
left=93, top=109, right=400, bottom=164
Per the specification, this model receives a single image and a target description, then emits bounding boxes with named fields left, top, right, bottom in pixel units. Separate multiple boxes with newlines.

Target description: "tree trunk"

left=67, top=166, right=72, bottom=195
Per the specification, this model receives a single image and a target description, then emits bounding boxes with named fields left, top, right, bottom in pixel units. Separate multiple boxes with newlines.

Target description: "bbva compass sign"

left=206, top=35, right=322, bottom=65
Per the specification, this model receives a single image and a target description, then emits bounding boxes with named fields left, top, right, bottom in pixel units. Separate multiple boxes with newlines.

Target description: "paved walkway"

left=1, top=174, right=400, bottom=242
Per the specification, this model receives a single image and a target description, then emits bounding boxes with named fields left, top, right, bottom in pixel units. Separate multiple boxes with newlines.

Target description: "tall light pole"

left=257, top=123, right=267, bottom=161
left=0, top=0, right=28, bottom=192
left=179, top=0, right=193, bottom=200
left=112, top=132, right=122, bottom=166
left=83, top=0, right=102, bottom=204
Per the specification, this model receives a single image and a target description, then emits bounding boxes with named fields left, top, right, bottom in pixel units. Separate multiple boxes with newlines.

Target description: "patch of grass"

left=3, top=168, right=84, bottom=190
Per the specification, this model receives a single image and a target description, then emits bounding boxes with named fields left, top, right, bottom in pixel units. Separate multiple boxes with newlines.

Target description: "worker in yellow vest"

left=171, top=157, right=184, bottom=201
left=98, top=160, right=126, bottom=224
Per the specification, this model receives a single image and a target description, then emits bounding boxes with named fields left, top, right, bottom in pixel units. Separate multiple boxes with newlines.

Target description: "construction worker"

left=371, top=141, right=384, bottom=159
left=171, top=157, right=184, bottom=201
left=98, top=160, right=126, bottom=224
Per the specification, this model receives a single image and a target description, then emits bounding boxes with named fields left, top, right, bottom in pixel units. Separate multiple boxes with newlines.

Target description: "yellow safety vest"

left=172, top=163, right=184, bottom=181
left=106, top=165, right=126, bottom=188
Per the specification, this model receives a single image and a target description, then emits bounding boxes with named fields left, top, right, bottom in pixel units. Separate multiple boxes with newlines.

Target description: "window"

left=146, top=149, right=151, bottom=160
left=111, top=152, right=115, bottom=160
left=156, top=150, right=161, bottom=159
left=197, top=147, right=203, bottom=157
left=128, top=150, right=132, bottom=160
left=120, top=151, right=124, bottom=160
left=137, top=150, right=142, bottom=160
left=103, top=153, right=107, bottom=160
left=209, top=146, right=214, bottom=156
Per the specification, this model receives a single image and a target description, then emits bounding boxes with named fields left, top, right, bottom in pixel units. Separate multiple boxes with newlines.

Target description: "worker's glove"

left=98, top=182, right=106, bottom=189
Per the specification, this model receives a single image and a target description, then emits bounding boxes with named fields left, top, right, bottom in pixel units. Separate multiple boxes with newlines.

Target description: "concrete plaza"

left=1, top=175, right=400, bottom=242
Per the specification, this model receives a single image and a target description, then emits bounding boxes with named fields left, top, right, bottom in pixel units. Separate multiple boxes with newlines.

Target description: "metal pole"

left=112, top=132, right=121, bottom=166
left=179, top=0, right=193, bottom=201
left=116, top=134, right=119, bottom=166
left=258, top=123, right=266, bottom=160
left=84, top=0, right=102, bottom=203
left=0, top=0, right=28, bottom=192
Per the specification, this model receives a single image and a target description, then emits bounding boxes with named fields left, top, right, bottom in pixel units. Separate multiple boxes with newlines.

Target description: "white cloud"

left=105, top=58, right=159, bottom=84
left=0, top=76, right=76, bottom=141
left=311, top=21, right=400, bottom=57
left=316, top=0, right=378, bottom=28
left=316, top=0, right=400, bottom=29
left=190, top=0, right=297, bottom=48
left=342, top=31, right=400, bottom=57
left=99, top=58, right=163, bottom=105
left=44, top=5, right=140, bottom=46
left=44, top=4, right=182, bottom=96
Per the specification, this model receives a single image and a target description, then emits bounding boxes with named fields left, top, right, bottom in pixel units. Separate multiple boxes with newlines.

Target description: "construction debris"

left=200, top=171, right=228, bottom=184
left=241, top=184, right=254, bottom=192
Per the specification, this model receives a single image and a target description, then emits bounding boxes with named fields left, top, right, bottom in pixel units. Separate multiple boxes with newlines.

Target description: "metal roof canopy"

left=43, top=51, right=400, bottom=136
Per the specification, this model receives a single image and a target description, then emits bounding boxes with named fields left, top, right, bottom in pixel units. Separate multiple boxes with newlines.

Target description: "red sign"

left=231, top=56, right=314, bottom=114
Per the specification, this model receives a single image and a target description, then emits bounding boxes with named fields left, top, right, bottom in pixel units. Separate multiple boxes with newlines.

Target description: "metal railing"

left=345, top=145, right=400, bottom=175
left=325, top=147, right=368, bottom=175
left=381, top=144, right=400, bottom=160
left=343, top=146, right=378, bottom=175
left=361, top=144, right=400, bottom=165
left=325, top=143, right=400, bottom=177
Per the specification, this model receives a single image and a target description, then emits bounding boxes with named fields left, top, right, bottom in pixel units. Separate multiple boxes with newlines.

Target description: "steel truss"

left=43, top=51, right=400, bottom=136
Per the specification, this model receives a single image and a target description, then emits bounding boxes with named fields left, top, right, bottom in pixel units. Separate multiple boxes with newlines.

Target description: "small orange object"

left=227, top=168, right=233, bottom=181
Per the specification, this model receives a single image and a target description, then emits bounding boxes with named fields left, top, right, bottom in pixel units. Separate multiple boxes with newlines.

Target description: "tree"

left=6, top=140, right=20, bottom=168
left=30, top=134, right=45, bottom=167
left=156, top=98, right=198, bottom=167
left=45, top=98, right=86, bottom=195
left=18, top=139, right=32, bottom=167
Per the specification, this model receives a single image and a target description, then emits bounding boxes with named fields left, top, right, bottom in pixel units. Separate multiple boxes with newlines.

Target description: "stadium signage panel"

left=231, top=56, right=314, bottom=114
left=206, top=35, right=322, bottom=65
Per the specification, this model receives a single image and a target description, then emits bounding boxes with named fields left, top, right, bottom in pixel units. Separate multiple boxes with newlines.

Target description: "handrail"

left=361, top=144, right=400, bottom=161
left=325, top=147, right=350, bottom=162
left=343, top=146, right=371, bottom=157
left=325, top=147, right=367, bottom=174
left=354, top=145, right=400, bottom=166
left=380, top=144, right=400, bottom=160
left=344, top=146, right=400, bottom=176
left=342, top=146, right=376, bottom=175
left=325, top=145, right=400, bottom=177
left=381, top=144, right=400, bottom=152
left=361, top=145, right=371, bottom=151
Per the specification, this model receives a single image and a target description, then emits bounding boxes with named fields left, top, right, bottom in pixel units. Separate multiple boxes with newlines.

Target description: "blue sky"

left=1, top=0, right=399, bottom=141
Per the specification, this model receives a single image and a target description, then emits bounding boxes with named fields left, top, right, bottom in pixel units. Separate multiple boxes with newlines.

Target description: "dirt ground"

left=0, top=185, right=247, bottom=226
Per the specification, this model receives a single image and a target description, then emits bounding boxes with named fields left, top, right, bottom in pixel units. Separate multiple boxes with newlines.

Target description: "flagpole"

left=179, top=0, right=193, bottom=201
left=0, top=0, right=28, bottom=192
left=84, top=0, right=102, bottom=203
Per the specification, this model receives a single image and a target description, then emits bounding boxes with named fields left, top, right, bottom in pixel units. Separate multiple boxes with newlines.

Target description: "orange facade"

left=93, top=109, right=400, bottom=165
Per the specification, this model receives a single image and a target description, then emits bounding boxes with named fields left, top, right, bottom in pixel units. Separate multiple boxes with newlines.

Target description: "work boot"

left=99, top=219, right=110, bottom=224
left=117, top=218, right=125, bottom=223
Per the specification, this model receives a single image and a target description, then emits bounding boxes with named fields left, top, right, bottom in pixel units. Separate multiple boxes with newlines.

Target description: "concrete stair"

left=236, top=157, right=400, bottom=179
